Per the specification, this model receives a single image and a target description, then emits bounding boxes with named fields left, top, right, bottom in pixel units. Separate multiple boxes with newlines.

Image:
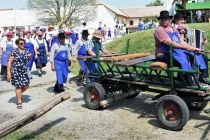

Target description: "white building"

left=0, top=1, right=166, bottom=33
left=0, top=9, right=45, bottom=30
left=87, top=1, right=127, bottom=31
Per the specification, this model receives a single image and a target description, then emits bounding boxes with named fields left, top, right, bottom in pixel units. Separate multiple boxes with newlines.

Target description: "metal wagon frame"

left=79, top=40, right=210, bottom=131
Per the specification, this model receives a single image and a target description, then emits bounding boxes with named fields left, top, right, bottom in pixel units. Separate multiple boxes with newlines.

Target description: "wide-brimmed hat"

left=92, top=30, right=101, bottom=39
left=157, top=10, right=173, bottom=20
left=81, top=30, right=89, bottom=36
left=58, top=32, right=66, bottom=39
left=174, top=12, right=186, bottom=20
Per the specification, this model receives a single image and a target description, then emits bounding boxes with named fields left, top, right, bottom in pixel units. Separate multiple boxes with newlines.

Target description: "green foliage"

left=146, top=0, right=164, bottom=7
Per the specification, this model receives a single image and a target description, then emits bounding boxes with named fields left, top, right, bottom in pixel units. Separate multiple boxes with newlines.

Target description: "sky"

left=0, top=0, right=165, bottom=9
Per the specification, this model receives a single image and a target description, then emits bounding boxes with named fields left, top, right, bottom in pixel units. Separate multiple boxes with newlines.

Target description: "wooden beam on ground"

left=0, top=92, right=71, bottom=138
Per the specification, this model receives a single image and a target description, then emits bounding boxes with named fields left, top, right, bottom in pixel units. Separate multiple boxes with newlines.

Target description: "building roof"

left=96, top=0, right=127, bottom=17
left=186, top=2, right=210, bottom=10
left=120, top=6, right=166, bottom=18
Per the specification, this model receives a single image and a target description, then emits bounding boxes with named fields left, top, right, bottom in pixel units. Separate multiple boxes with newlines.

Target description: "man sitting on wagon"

left=154, top=10, right=206, bottom=85
left=173, top=12, right=209, bottom=85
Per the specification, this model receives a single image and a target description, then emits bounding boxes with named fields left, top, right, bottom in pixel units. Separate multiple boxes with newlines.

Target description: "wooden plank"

left=115, top=55, right=156, bottom=67
left=101, top=53, right=126, bottom=57
left=102, top=53, right=151, bottom=62
left=0, top=92, right=71, bottom=138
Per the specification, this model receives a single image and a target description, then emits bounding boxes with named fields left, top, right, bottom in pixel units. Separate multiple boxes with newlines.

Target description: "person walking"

left=50, top=33, right=71, bottom=93
left=0, top=32, right=15, bottom=80
left=73, top=30, right=90, bottom=85
left=7, top=38, right=31, bottom=109
left=24, top=31, right=37, bottom=79
left=138, top=19, right=144, bottom=32
left=108, top=27, right=112, bottom=40
left=35, top=31, right=48, bottom=77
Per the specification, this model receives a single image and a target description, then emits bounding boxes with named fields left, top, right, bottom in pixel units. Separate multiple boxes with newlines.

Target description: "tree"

left=28, top=0, right=96, bottom=28
left=146, top=0, right=164, bottom=7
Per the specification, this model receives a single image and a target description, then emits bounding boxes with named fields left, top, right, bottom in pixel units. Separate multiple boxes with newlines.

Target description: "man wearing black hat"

left=50, top=32, right=71, bottom=93
left=73, top=30, right=90, bottom=85
left=154, top=10, right=202, bottom=85
left=174, top=12, right=209, bottom=85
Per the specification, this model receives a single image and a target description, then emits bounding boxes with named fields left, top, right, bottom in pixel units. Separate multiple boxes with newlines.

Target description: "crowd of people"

left=0, top=24, right=110, bottom=109
left=138, top=19, right=159, bottom=32
left=97, top=22, right=127, bottom=42
left=0, top=10, right=209, bottom=110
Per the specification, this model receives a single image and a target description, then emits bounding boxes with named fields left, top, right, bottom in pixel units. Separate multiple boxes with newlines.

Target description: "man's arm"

left=155, top=27, right=196, bottom=51
left=85, top=40, right=96, bottom=57
left=50, top=44, right=57, bottom=71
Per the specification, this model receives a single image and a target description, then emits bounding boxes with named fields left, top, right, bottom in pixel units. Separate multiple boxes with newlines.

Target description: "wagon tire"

left=187, top=101, right=208, bottom=111
left=84, top=83, right=106, bottom=110
left=156, top=95, right=189, bottom=131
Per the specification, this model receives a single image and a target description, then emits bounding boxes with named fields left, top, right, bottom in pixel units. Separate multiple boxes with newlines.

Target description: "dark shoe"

left=17, top=103, right=22, bottom=109
left=204, top=108, right=210, bottom=113
left=199, top=78, right=210, bottom=85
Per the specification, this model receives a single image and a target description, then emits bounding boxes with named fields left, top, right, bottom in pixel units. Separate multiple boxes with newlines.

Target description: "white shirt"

left=34, top=38, right=47, bottom=49
left=73, top=39, right=87, bottom=56
left=50, top=43, right=71, bottom=63
left=46, top=31, right=57, bottom=40
left=25, top=38, right=39, bottom=48
left=0, top=39, right=16, bottom=51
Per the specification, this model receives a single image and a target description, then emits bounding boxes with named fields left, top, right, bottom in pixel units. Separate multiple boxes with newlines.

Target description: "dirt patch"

left=0, top=81, right=210, bottom=140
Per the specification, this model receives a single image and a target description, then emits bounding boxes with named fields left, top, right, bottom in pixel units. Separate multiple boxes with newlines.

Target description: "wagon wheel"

left=156, top=95, right=189, bottom=131
left=84, top=83, right=106, bottom=110
left=187, top=101, right=208, bottom=111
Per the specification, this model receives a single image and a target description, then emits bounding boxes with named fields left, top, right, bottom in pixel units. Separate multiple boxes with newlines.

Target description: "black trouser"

left=1, top=65, right=7, bottom=80
left=157, top=54, right=194, bottom=85
left=54, top=81, right=64, bottom=93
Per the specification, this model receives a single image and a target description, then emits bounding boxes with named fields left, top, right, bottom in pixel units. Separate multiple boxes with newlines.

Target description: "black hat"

left=58, top=32, right=66, bottom=39
left=81, top=30, right=89, bottom=36
left=174, top=12, right=186, bottom=20
left=157, top=10, right=173, bottom=20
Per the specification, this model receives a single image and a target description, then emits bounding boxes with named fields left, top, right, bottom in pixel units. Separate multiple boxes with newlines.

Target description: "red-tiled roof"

left=120, top=6, right=166, bottom=18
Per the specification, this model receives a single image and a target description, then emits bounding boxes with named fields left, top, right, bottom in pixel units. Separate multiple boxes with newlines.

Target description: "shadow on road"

left=105, top=93, right=156, bottom=118
left=31, top=70, right=47, bottom=76
left=46, top=86, right=56, bottom=94
left=68, top=76, right=77, bottom=84
left=147, top=119, right=162, bottom=129
left=8, top=95, right=31, bottom=104
left=194, top=120, right=210, bottom=140
left=77, top=87, right=85, bottom=94
left=17, top=117, right=66, bottom=140
left=71, top=97, right=84, bottom=102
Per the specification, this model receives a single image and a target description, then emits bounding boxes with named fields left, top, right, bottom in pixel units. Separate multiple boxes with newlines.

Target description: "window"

left=129, top=20, right=134, bottom=25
